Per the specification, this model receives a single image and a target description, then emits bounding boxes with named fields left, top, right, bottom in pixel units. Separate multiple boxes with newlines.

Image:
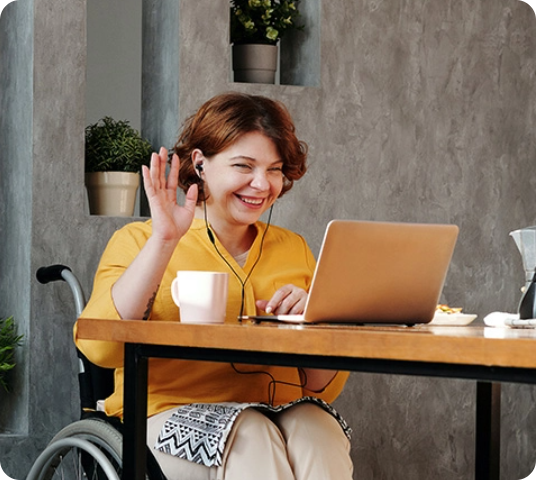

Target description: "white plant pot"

left=85, top=171, right=140, bottom=217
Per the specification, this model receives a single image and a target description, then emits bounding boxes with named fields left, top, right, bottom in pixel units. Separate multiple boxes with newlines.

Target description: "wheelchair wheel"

left=27, top=418, right=123, bottom=480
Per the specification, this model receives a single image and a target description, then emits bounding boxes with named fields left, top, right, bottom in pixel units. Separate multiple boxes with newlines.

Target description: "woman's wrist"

left=111, top=235, right=178, bottom=320
left=146, top=231, right=181, bottom=253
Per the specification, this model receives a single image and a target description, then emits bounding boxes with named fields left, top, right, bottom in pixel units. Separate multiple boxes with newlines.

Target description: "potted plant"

left=85, top=117, right=153, bottom=217
left=0, top=316, right=23, bottom=393
left=230, top=0, right=303, bottom=84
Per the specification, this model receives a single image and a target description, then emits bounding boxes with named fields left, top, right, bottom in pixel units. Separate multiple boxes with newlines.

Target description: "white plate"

left=429, top=312, right=477, bottom=326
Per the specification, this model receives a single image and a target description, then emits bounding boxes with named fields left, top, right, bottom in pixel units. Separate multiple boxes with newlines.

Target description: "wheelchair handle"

left=36, top=264, right=72, bottom=284
left=36, top=264, right=86, bottom=317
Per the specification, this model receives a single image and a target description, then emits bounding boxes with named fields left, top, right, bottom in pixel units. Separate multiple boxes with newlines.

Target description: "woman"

left=75, top=92, right=353, bottom=480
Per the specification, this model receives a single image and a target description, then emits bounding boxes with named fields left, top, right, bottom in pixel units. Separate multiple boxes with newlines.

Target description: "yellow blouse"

left=74, top=218, right=349, bottom=418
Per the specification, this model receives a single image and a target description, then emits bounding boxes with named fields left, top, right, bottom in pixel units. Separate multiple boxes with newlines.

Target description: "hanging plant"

left=0, top=316, right=23, bottom=392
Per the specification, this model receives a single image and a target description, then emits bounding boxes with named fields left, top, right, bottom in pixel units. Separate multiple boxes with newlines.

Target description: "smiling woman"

left=75, top=92, right=353, bottom=480
left=175, top=92, right=307, bottom=200
left=190, top=132, right=284, bottom=248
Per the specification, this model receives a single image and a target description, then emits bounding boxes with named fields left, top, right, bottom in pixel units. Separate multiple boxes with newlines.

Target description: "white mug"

left=171, top=271, right=229, bottom=324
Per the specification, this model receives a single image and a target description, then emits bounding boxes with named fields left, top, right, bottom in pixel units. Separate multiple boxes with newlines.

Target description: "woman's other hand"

left=142, top=147, right=198, bottom=244
left=255, top=284, right=307, bottom=315
left=255, top=285, right=337, bottom=392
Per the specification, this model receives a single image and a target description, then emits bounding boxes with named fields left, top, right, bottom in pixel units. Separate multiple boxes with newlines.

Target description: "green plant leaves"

left=0, top=316, right=23, bottom=393
left=230, top=0, right=304, bottom=45
left=85, top=117, right=153, bottom=173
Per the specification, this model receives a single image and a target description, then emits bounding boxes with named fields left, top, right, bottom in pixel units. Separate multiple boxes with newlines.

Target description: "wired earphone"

left=195, top=159, right=272, bottom=320
left=194, top=157, right=308, bottom=404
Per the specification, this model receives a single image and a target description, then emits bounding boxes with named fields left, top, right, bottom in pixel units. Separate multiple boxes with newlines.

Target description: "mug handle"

left=171, top=277, right=180, bottom=307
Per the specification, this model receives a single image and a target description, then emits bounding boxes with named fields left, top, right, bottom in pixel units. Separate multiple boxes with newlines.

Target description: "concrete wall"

left=86, top=0, right=142, bottom=129
left=2, top=0, right=536, bottom=478
left=0, top=0, right=33, bottom=440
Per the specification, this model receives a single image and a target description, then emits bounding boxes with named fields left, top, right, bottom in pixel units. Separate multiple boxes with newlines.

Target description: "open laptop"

left=242, top=220, right=459, bottom=325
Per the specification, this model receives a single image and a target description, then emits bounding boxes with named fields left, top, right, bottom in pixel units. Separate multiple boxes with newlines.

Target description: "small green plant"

left=230, top=0, right=304, bottom=45
left=0, top=316, right=23, bottom=392
left=85, top=117, right=153, bottom=173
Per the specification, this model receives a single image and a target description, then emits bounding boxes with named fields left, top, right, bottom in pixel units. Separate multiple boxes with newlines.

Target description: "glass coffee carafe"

left=510, top=226, right=536, bottom=319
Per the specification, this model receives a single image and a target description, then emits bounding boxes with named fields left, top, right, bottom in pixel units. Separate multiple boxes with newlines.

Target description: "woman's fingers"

left=166, top=153, right=180, bottom=199
left=157, top=147, right=169, bottom=189
left=259, top=285, right=307, bottom=315
left=146, top=151, right=163, bottom=191
left=141, top=164, right=152, bottom=190
left=183, top=183, right=199, bottom=215
left=143, top=147, right=197, bottom=239
left=145, top=148, right=178, bottom=198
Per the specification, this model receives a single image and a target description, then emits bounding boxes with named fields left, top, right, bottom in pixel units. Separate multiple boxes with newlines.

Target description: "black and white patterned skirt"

left=154, top=396, right=351, bottom=468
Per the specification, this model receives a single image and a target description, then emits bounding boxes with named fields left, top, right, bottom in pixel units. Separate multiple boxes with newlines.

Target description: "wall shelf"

left=230, top=0, right=320, bottom=87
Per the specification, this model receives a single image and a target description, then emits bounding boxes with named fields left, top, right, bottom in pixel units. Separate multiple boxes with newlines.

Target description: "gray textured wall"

left=86, top=0, right=142, bottom=128
left=0, top=0, right=32, bottom=439
left=2, top=0, right=536, bottom=478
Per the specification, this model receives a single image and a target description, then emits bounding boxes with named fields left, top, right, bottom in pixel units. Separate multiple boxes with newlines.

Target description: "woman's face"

left=200, top=131, right=284, bottom=229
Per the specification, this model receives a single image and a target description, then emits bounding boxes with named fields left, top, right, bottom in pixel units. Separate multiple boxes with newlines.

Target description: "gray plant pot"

left=232, top=44, right=278, bottom=84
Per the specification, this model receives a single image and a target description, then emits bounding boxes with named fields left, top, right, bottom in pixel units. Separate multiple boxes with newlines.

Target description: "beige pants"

left=146, top=402, right=353, bottom=480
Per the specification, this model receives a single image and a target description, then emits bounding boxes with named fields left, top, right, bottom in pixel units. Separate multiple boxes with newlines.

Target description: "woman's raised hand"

left=111, top=148, right=197, bottom=320
left=142, top=147, right=198, bottom=244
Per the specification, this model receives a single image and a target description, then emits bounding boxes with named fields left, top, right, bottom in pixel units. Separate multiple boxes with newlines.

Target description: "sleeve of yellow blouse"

left=301, top=370, right=350, bottom=403
left=74, top=269, right=124, bottom=369
left=73, top=223, right=150, bottom=369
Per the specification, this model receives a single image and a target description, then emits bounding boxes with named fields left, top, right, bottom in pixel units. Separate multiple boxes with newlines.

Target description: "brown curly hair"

left=173, top=92, right=308, bottom=202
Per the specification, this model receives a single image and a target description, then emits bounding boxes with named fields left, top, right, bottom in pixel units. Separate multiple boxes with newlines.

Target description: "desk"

left=76, top=319, right=536, bottom=480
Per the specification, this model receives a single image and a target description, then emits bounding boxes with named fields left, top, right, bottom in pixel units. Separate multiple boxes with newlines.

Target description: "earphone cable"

left=230, top=363, right=308, bottom=405
left=201, top=185, right=306, bottom=404
left=203, top=196, right=273, bottom=320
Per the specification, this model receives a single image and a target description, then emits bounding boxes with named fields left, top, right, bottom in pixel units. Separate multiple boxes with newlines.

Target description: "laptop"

left=242, top=220, right=459, bottom=325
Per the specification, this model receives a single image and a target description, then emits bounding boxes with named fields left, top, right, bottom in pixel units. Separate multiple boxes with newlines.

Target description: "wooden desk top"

left=77, top=318, right=536, bottom=370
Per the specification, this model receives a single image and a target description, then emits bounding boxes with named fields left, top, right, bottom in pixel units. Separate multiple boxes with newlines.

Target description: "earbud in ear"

left=195, top=163, right=204, bottom=178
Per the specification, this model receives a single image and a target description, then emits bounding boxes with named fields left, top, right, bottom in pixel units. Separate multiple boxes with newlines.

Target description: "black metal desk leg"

left=123, top=343, right=149, bottom=480
left=475, top=381, right=501, bottom=480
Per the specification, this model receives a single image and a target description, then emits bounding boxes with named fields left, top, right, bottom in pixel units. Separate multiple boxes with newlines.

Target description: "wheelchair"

left=27, top=265, right=166, bottom=480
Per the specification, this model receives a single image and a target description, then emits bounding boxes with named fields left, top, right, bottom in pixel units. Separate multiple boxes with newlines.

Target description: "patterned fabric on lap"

left=154, top=396, right=352, bottom=467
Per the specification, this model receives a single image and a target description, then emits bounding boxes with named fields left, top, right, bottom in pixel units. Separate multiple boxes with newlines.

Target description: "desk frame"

left=122, top=342, right=536, bottom=480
